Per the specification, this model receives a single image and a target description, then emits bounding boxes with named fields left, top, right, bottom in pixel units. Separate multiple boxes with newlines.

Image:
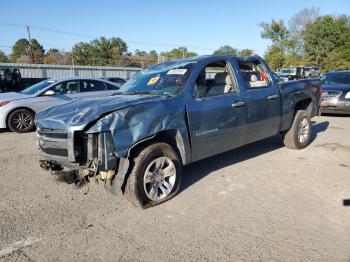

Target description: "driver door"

left=186, top=59, right=249, bottom=162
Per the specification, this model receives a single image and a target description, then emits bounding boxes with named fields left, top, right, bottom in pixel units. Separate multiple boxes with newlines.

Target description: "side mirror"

left=44, top=90, right=55, bottom=96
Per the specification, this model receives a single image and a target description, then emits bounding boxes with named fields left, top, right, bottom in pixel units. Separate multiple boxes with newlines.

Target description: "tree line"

left=0, top=37, right=201, bottom=68
left=0, top=7, right=349, bottom=71
left=0, top=36, right=253, bottom=68
left=260, top=7, right=350, bottom=72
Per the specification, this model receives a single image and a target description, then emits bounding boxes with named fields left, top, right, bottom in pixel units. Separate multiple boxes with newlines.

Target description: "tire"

left=282, top=110, right=311, bottom=149
left=125, top=142, right=183, bottom=208
left=7, top=109, right=35, bottom=133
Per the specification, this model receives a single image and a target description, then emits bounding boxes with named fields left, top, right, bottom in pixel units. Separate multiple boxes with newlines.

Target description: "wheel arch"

left=127, top=129, right=187, bottom=166
left=294, top=98, right=313, bottom=116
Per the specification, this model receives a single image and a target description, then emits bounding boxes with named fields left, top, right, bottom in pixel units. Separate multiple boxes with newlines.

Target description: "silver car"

left=0, top=77, right=121, bottom=133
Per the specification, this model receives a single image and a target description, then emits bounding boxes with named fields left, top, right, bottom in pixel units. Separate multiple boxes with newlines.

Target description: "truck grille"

left=37, top=128, right=69, bottom=158
left=37, top=129, right=68, bottom=139
left=41, top=148, right=68, bottom=157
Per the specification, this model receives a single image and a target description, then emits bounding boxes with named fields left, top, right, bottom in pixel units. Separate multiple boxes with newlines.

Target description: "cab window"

left=238, top=60, right=271, bottom=89
left=194, top=61, right=237, bottom=98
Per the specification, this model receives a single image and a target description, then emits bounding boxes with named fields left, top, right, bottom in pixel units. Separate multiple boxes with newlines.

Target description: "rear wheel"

left=7, top=109, right=35, bottom=133
left=125, top=142, right=182, bottom=208
left=282, top=110, right=311, bottom=149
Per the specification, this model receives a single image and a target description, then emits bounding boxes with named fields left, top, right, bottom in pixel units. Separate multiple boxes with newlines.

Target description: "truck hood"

left=0, top=92, right=36, bottom=102
left=35, top=94, right=164, bottom=130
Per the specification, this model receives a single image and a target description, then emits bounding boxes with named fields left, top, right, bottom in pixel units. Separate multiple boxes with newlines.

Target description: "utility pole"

left=71, top=53, right=75, bottom=76
left=26, top=25, right=34, bottom=64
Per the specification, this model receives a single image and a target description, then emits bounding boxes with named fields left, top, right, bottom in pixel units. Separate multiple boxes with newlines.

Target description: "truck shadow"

left=180, top=121, right=329, bottom=193
left=309, top=120, right=329, bottom=144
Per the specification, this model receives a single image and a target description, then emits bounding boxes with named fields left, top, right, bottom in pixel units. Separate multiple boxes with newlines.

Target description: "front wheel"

left=282, top=110, right=311, bottom=149
left=125, top=142, right=183, bottom=208
left=7, top=109, right=35, bottom=133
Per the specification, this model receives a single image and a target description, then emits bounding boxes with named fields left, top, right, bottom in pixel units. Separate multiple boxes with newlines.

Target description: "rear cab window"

left=238, top=60, right=271, bottom=89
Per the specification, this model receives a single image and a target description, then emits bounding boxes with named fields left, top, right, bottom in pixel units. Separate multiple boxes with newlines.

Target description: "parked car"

left=0, top=77, right=121, bottom=133
left=279, top=67, right=305, bottom=81
left=320, top=70, right=350, bottom=114
left=304, top=66, right=320, bottom=78
left=36, top=55, right=322, bottom=208
left=100, top=77, right=126, bottom=85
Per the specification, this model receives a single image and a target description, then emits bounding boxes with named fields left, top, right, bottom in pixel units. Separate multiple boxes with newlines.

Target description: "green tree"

left=10, top=38, right=44, bottom=63
left=72, top=42, right=94, bottom=65
left=0, top=50, right=8, bottom=62
left=10, top=38, right=30, bottom=62
left=263, top=45, right=284, bottom=71
left=303, top=15, right=350, bottom=69
left=161, top=47, right=197, bottom=61
left=323, top=49, right=350, bottom=71
left=213, top=45, right=238, bottom=56
left=72, top=37, right=128, bottom=66
left=284, top=53, right=304, bottom=67
left=260, top=19, right=290, bottom=46
left=238, top=49, right=254, bottom=57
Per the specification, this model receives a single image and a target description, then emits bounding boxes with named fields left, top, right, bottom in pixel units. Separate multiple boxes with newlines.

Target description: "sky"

left=0, top=0, right=349, bottom=56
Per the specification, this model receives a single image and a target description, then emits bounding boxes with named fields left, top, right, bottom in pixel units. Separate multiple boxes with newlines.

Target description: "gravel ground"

left=0, top=115, right=350, bottom=262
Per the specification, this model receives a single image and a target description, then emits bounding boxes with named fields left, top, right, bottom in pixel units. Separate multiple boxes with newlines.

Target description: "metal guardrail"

left=0, top=63, right=141, bottom=79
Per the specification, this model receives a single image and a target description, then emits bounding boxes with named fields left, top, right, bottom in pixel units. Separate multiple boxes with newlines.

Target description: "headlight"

left=0, top=101, right=9, bottom=107
left=345, top=92, right=350, bottom=99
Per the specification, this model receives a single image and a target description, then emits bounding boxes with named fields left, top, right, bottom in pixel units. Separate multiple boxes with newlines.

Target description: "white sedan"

left=0, top=77, right=121, bottom=133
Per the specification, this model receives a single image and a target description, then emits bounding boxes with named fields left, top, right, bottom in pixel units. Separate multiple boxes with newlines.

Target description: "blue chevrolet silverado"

left=35, top=55, right=322, bottom=208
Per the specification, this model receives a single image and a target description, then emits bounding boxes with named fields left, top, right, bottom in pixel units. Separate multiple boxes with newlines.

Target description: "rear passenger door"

left=187, top=59, right=249, bottom=162
left=237, top=58, right=281, bottom=143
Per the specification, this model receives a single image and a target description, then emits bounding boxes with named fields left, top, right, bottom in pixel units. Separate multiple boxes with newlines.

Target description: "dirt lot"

left=0, top=115, right=350, bottom=261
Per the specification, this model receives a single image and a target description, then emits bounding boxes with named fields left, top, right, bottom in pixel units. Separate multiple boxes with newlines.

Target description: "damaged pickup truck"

left=35, top=55, right=322, bottom=208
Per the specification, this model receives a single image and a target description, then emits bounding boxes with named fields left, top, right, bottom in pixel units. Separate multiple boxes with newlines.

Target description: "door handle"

left=267, top=94, right=279, bottom=100
left=231, top=101, right=246, bottom=108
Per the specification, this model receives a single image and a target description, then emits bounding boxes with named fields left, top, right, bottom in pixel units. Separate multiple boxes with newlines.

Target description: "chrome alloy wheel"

left=143, top=157, right=176, bottom=201
left=298, top=118, right=310, bottom=144
left=12, top=112, right=32, bottom=131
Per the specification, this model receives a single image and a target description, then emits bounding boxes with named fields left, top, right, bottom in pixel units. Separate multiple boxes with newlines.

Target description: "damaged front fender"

left=86, top=95, right=191, bottom=163
left=85, top=95, right=191, bottom=196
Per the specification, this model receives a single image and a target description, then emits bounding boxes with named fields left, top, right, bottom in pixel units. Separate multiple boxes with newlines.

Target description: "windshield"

left=20, top=80, right=56, bottom=95
left=281, top=68, right=296, bottom=75
left=321, top=73, right=350, bottom=85
left=118, top=61, right=196, bottom=96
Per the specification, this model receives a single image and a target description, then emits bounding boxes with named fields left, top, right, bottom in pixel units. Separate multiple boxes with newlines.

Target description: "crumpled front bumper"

left=37, top=126, right=130, bottom=196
